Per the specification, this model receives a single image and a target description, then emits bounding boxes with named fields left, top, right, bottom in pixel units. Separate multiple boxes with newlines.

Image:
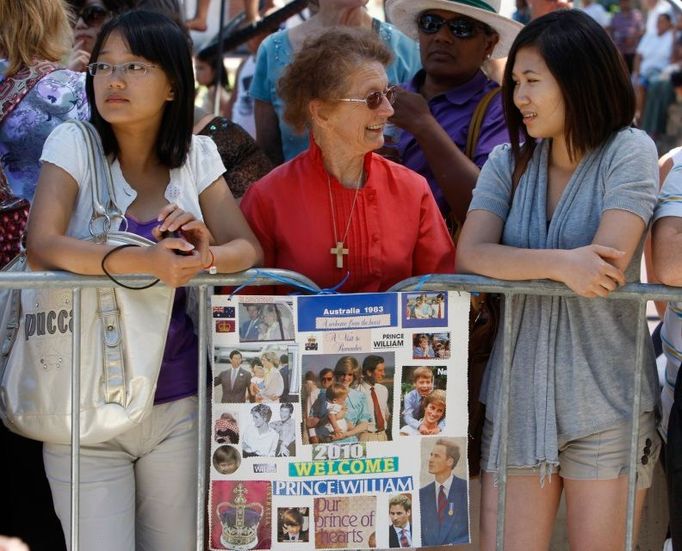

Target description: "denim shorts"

left=481, top=411, right=661, bottom=489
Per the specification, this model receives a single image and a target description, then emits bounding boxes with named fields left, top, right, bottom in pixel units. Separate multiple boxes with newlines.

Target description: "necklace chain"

left=327, top=170, right=363, bottom=269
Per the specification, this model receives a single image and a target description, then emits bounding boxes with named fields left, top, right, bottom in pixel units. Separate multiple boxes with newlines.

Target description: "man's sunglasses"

left=335, top=86, right=397, bottom=110
left=77, top=5, right=110, bottom=27
left=417, top=13, right=490, bottom=39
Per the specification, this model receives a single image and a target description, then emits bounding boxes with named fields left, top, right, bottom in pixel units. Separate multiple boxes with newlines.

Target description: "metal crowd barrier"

left=388, top=274, right=681, bottom=551
left=2, top=270, right=675, bottom=550
left=0, top=268, right=320, bottom=551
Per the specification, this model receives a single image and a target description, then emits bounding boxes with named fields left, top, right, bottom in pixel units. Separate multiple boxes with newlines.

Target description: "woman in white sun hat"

left=384, top=0, right=521, bottom=232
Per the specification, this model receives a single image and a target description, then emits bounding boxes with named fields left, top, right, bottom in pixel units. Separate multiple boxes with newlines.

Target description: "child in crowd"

left=212, top=445, right=240, bottom=475
left=194, top=49, right=230, bottom=117
left=324, top=383, right=353, bottom=439
left=30, top=11, right=262, bottom=549
left=402, top=367, right=444, bottom=434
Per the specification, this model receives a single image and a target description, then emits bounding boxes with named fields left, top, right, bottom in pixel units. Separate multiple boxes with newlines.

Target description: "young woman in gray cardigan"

left=457, top=10, right=660, bottom=551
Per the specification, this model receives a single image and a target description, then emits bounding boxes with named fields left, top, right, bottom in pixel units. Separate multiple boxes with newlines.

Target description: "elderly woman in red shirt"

left=240, top=26, right=454, bottom=292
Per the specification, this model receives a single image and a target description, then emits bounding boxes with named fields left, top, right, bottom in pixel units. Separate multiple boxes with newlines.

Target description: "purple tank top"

left=126, top=217, right=198, bottom=404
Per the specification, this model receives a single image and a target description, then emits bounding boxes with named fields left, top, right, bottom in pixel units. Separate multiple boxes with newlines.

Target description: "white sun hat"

left=385, top=0, right=523, bottom=59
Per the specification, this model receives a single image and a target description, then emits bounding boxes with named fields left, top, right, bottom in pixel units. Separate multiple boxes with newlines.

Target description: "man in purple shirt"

left=385, top=0, right=521, bottom=226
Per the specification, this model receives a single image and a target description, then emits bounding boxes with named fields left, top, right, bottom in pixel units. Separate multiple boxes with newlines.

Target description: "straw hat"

left=385, top=0, right=523, bottom=59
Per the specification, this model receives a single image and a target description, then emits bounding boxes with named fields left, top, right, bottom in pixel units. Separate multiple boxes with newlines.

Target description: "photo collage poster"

left=208, top=291, right=470, bottom=550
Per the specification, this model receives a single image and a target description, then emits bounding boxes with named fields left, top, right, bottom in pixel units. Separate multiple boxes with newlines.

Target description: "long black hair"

left=86, top=10, right=194, bottom=168
left=502, top=9, right=634, bottom=174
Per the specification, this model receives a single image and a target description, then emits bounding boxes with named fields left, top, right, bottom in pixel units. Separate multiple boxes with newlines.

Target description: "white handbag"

left=0, top=120, right=175, bottom=444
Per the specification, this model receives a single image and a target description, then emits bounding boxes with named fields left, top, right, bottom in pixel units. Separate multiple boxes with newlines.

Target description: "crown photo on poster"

left=217, top=482, right=264, bottom=550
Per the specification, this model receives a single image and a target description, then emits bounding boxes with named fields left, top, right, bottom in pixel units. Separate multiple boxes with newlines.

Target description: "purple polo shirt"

left=127, top=217, right=198, bottom=404
left=397, top=69, right=510, bottom=217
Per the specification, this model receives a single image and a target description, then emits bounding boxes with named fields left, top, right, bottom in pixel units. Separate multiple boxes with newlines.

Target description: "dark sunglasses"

left=77, top=5, right=110, bottom=27
left=336, top=86, right=397, bottom=110
left=417, top=13, right=489, bottom=39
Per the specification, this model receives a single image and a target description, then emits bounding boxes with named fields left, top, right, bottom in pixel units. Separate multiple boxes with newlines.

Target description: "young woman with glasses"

left=27, top=11, right=262, bottom=550
left=240, top=26, right=454, bottom=294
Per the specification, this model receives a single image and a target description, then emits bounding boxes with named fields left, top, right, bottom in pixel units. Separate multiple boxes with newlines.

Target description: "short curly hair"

left=251, top=403, right=273, bottom=422
left=278, top=26, right=393, bottom=133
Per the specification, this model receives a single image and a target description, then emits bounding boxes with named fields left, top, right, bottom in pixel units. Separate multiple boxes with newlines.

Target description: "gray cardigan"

left=469, top=128, right=659, bottom=473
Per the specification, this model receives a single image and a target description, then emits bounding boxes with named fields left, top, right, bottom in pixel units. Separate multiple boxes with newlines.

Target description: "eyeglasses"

left=87, top=62, right=159, bottom=78
left=320, top=376, right=333, bottom=382
left=335, top=86, right=397, bottom=110
left=77, top=5, right=110, bottom=27
left=417, top=13, right=490, bottom=39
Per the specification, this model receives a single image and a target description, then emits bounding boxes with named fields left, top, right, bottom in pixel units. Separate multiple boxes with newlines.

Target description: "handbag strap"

left=465, top=87, right=501, bottom=160
left=0, top=61, right=61, bottom=124
left=97, top=286, right=126, bottom=406
left=64, top=120, right=126, bottom=241
left=447, top=87, right=502, bottom=242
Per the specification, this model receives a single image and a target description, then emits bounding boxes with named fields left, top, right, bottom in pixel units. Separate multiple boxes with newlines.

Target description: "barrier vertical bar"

left=625, top=299, right=646, bottom=550
left=196, top=285, right=209, bottom=550
left=70, top=287, right=81, bottom=551
left=495, top=292, right=514, bottom=550
left=214, top=0, right=227, bottom=116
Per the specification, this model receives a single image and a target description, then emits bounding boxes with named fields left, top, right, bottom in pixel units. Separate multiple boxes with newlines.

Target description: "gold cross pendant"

left=330, top=241, right=349, bottom=269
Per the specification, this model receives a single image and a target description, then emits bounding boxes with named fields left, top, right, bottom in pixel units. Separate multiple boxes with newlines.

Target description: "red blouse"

left=240, top=140, right=455, bottom=293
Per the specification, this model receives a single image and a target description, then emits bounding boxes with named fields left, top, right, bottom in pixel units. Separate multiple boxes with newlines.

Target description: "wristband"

left=101, top=244, right=160, bottom=290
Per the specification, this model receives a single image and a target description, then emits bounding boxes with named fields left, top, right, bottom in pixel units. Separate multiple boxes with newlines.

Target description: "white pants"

left=44, top=396, right=198, bottom=551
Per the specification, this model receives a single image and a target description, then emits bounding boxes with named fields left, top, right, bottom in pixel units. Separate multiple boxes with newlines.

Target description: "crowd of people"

left=2, top=0, right=682, bottom=549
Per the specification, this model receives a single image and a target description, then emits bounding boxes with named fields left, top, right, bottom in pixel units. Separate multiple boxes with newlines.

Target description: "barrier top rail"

left=389, top=273, right=680, bottom=302
left=0, top=268, right=321, bottom=292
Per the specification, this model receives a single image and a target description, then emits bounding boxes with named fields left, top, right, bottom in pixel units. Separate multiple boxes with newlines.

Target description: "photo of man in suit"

left=357, top=355, right=391, bottom=441
left=388, top=494, right=412, bottom=548
left=240, top=304, right=262, bottom=341
left=214, top=350, right=252, bottom=403
left=419, top=438, right=468, bottom=546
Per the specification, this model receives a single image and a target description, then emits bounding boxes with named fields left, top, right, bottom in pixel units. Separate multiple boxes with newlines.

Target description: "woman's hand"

left=389, top=87, right=433, bottom=134
left=306, top=416, right=320, bottom=428
left=144, top=239, right=204, bottom=287
left=153, top=204, right=214, bottom=268
left=67, top=40, right=90, bottom=72
left=559, top=245, right=626, bottom=297
left=419, top=423, right=441, bottom=435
